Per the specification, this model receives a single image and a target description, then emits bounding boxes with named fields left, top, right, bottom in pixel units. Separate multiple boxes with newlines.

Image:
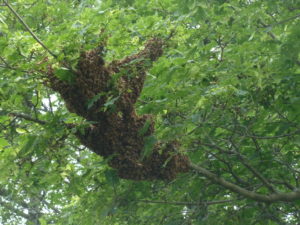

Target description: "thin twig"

left=0, top=198, right=31, bottom=220
left=206, top=150, right=249, bottom=186
left=0, top=188, right=31, bottom=210
left=258, top=20, right=277, bottom=40
left=258, top=14, right=300, bottom=40
left=0, top=64, right=10, bottom=69
left=0, top=55, right=13, bottom=69
left=46, top=90, right=54, bottom=115
left=259, top=14, right=300, bottom=28
left=270, top=13, right=300, bottom=26
left=245, top=128, right=300, bottom=139
left=270, top=179, right=295, bottom=191
left=3, top=0, right=57, bottom=58
left=8, top=112, right=76, bottom=131
left=137, top=199, right=239, bottom=206
left=200, top=139, right=277, bottom=193
left=0, top=56, right=37, bottom=73
left=9, top=112, right=47, bottom=125
left=229, top=141, right=277, bottom=193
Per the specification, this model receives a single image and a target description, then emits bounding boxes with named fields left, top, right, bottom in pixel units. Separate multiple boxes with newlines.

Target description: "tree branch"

left=269, top=13, right=300, bottom=26
left=229, top=140, right=277, bottom=193
left=9, top=112, right=47, bottom=125
left=258, top=20, right=277, bottom=40
left=0, top=198, right=31, bottom=220
left=0, top=56, right=41, bottom=74
left=190, top=162, right=300, bottom=203
left=137, top=198, right=239, bottom=206
left=270, top=179, right=295, bottom=191
left=3, top=0, right=57, bottom=58
left=0, top=188, right=30, bottom=210
left=244, top=128, right=300, bottom=139
left=206, top=150, right=250, bottom=186
left=0, top=55, right=14, bottom=69
left=201, top=140, right=277, bottom=192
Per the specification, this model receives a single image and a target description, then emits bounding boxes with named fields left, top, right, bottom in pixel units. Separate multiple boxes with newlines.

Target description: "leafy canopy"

left=0, top=0, right=300, bottom=224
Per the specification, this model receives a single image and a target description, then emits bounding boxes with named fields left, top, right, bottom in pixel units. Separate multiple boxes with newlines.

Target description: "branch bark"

left=190, top=162, right=300, bottom=203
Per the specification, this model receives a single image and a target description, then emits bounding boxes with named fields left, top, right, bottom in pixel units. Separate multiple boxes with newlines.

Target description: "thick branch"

left=190, top=162, right=300, bottom=203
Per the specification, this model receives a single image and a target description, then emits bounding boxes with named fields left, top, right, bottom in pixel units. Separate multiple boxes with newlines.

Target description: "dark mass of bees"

left=46, top=37, right=190, bottom=180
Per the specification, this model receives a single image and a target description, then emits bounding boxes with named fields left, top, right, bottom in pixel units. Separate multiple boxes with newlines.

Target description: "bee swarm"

left=46, top=37, right=189, bottom=180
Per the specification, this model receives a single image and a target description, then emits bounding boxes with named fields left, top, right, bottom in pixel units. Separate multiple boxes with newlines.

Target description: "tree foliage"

left=0, top=0, right=300, bottom=224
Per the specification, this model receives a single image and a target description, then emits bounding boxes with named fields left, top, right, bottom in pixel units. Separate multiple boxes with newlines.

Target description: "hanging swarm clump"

left=46, top=37, right=190, bottom=180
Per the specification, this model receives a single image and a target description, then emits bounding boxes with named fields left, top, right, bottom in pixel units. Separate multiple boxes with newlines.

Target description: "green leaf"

left=54, top=67, right=75, bottom=83
left=39, top=218, right=47, bottom=225
left=87, top=92, right=106, bottom=109
left=0, top=138, right=9, bottom=148
left=102, top=95, right=119, bottom=112
left=141, top=135, right=157, bottom=159
left=104, top=95, right=119, bottom=108
left=138, top=119, right=152, bottom=137
left=18, top=135, right=39, bottom=157
left=104, top=169, right=119, bottom=187
left=1, top=0, right=300, bottom=224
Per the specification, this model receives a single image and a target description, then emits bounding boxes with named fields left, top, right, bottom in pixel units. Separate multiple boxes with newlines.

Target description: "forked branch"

left=190, top=163, right=300, bottom=203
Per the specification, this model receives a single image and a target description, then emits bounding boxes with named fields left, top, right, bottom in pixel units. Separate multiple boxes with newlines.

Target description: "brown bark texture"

left=46, top=37, right=190, bottom=180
